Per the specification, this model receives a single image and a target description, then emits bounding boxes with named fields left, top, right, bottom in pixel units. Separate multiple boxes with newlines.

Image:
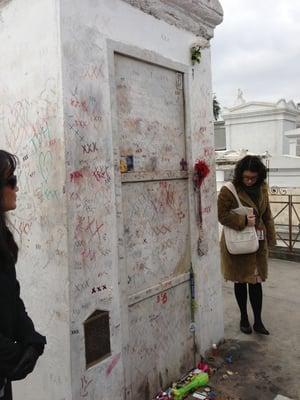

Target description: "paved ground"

left=209, top=258, right=300, bottom=400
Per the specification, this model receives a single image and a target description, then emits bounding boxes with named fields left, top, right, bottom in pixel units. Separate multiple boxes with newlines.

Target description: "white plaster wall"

left=225, top=120, right=282, bottom=155
left=0, top=1, right=71, bottom=399
left=268, top=155, right=300, bottom=187
left=216, top=155, right=300, bottom=189
left=60, top=0, right=223, bottom=398
left=225, top=116, right=297, bottom=156
left=282, top=120, right=297, bottom=154
left=188, top=45, right=224, bottom=352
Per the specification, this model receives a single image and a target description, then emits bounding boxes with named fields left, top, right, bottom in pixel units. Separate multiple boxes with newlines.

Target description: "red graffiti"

left=70, top=170, right=84, bottom=182
left=157, top=292, right=168, bottom=304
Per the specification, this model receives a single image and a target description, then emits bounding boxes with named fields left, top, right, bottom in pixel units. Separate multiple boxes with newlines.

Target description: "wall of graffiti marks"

left=0, top=0, right=224, bottom=399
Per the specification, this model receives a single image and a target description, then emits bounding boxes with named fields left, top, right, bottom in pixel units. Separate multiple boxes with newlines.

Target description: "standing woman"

left=0, top=150, right=46, bottom=400
left=218, top=155, right=276, bottom=335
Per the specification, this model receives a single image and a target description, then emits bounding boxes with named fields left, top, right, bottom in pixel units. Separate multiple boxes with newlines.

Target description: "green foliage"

left=191, top=45, right=201, bottom=65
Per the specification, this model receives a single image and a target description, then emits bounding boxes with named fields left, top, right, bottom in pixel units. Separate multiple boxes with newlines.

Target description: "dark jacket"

left=218, top=182, right=276, bottom=283
left=0, top=231, right=46, bottom=399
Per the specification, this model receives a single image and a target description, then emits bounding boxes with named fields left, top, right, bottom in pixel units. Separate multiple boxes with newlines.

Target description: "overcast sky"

left=211, top=0, right=300, bottom=108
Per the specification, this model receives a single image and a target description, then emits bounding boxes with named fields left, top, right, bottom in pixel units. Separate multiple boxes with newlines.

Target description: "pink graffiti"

left=204, top=146, right=214, bottom=157
left=70, top=98, right=88, bottom=113
left=106, top=353, right=121, bottom=377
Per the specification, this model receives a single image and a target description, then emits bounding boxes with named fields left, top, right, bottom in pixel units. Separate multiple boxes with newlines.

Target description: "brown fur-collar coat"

left=218, top=182, right=276, bottom=283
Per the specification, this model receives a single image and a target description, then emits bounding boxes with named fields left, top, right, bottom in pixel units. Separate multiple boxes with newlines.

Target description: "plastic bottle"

left=171, top=373, right=209, bottom=400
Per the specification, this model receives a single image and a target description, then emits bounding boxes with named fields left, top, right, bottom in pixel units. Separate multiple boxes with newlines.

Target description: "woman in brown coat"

left=218, top=156, right=276, bottom=335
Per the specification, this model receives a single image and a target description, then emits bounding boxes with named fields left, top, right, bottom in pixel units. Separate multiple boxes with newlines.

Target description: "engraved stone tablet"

left=84, top=310, right=111, bottom=368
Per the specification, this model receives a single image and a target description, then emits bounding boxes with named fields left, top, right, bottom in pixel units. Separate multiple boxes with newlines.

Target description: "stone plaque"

left=84, top=310, right=111, bottom=368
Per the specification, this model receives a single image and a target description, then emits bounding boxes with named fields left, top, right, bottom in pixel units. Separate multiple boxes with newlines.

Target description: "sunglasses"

left=5, top=175, right=17, bottom=189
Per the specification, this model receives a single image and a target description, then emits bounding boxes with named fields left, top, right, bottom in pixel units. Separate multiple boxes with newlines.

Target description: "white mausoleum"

left=215, top=92, right=300, bottom=189
left=222, top=94, right=300, bottom=156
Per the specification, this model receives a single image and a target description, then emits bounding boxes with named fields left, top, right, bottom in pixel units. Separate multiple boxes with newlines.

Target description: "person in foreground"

left=218, top=155, right=276, bottom=335
left=0, top=150, right=46, bottom=400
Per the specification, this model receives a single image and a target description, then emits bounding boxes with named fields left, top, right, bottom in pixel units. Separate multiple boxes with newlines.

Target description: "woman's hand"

left=247, top=214, right=256, bottom=227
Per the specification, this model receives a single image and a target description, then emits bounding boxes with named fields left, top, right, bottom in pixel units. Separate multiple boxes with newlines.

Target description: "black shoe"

left=240, top=323, right=252, bottom=334
left=253, top=323, right=269, bottom=335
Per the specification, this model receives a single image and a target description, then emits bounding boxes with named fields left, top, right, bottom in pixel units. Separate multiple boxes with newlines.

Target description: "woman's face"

left=242, top=170, right=258, bottom=187
left=2, top=174, right=18, bottom=211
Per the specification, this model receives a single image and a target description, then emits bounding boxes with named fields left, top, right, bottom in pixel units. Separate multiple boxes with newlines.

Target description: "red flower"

left=193, top=160, right=210, bottom=188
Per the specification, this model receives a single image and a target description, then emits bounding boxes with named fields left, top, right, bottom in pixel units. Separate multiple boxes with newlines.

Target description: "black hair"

left=233, top=155, right=267, bottom=187
left=0, top=150, right=19, bottom=263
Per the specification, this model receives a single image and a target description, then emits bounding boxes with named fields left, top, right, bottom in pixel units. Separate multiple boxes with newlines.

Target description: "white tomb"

left=0, top=1, right=224, bottom=399
left=222, top=97, right=300, bottom=156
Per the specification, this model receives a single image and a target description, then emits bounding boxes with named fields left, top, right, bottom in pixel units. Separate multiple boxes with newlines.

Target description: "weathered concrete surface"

left=123, top=0, right=223, bottom=38
left=213, top=259, right=300, bottom=400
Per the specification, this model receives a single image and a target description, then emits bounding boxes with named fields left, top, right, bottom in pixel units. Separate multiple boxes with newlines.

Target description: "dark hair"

left=0, top=150, right=19, bottom=263
left=233, top=155, right=267, bottom=187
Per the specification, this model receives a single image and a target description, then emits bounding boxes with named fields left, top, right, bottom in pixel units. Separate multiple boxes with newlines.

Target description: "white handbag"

left=223, top=182, right=259, bottom=255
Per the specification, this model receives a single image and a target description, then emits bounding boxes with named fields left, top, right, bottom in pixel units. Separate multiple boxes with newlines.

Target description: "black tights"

left=2, top=382, right=12, bottom=400
left=234, top=282, right=263, bottom=326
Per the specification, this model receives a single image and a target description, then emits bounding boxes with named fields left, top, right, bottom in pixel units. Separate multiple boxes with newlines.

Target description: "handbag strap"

left=224, top=182, right=243, bottom=208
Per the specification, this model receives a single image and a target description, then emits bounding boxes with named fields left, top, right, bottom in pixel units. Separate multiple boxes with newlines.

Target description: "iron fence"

left=269, top=188, right=300, bottom=252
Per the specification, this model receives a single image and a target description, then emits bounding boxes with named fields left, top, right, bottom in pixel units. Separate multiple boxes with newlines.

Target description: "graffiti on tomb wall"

left=62, top=27, right=117, bottom=316
left=115, top=54, right=186, bottom=173
left=66, top=84, right=114, bottom=302
left=0, top=78, right=58, bottom=153
left=0, top=78, right=67, bottom=262
left=122, top=180, right=190, bottom=295
left=60, top=25, right=128, bottom=399
left=128, top=284, right=193, bottom=399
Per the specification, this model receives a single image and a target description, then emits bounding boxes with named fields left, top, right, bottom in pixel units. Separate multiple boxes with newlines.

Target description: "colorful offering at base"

left=171, top=372, right=209, bottom=400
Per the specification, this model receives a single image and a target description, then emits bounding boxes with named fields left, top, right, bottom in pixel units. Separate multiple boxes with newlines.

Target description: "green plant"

left=191, top=45, right=202, bottom=65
